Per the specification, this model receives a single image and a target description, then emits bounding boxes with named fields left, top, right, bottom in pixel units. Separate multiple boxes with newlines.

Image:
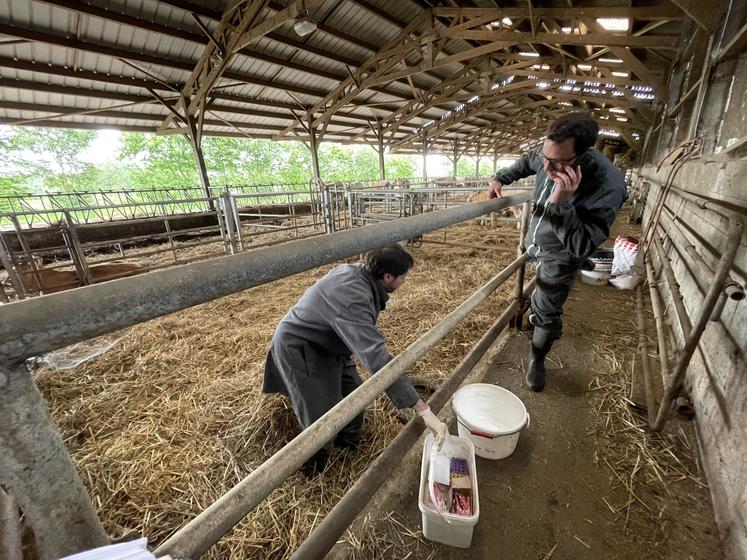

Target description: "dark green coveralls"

left=494, top=148, right=627, bottom=334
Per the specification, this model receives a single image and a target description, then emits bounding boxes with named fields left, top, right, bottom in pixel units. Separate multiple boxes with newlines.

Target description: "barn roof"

left=0, top=0, right=701, bottom=155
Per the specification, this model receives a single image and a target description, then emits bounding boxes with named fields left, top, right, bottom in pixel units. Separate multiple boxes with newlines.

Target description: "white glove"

left=417, top=406, right=447, bottom=449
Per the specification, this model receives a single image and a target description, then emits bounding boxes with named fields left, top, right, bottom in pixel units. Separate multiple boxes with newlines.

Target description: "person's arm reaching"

left=332, top=295, right=447, bottom=448
left=489, top=152, right=538, bottom=198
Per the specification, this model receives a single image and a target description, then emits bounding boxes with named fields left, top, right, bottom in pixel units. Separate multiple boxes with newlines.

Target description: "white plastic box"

left=418, top=434, right=480, bottom=548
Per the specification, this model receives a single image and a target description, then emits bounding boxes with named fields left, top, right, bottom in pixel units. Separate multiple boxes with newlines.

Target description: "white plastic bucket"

left=580, top=269, right=610, bottom=285
left=452, top=383, right=529, bottom=459
left=418, top=434, right=479, bottom=548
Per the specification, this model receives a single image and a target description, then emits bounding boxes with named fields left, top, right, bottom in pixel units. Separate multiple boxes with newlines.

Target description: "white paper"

left=58, top=538, right=163, bottom=560
left=432, top=452, right=451, bottom=485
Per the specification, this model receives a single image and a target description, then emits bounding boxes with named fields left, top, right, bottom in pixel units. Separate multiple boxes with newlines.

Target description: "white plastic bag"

left=609, top=236, right=643, bottom=290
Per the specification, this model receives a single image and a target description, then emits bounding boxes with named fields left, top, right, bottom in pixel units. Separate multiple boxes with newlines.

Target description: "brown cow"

left=369, top=179, right=391, bottom=189
left=16, top=257, right=145, bottom=294
left=468, top=189, right=526, bottom=227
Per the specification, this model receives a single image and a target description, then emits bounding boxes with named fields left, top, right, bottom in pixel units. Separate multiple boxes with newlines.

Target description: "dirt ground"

left=382, top=282, right=726, bottom=560
left=340, top=212, right=728, bottom=560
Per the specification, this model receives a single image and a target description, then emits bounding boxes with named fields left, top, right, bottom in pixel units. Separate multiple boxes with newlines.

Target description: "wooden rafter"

left=282, top=11, right=433, bottom=134
left=160, top=0, right=321, bottom=133
left=1, top=1, right=677, bottom=153
left=430, top=6, right=685, bottom=20
left=581, top=19, right=668, bottom=100
left=391, top=76, right=650, bottom=149
left=669, top=0, right=723, bottom=32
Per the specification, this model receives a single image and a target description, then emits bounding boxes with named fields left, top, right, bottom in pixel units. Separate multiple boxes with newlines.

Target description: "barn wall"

left=636, top=5, right=747, bottom=556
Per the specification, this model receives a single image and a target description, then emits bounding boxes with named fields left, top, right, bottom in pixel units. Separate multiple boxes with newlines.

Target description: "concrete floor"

left=392, top=279, right=727, bottom=560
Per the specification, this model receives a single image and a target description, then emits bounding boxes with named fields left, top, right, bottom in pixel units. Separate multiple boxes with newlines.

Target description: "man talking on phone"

left=488, top=113, right=626, bottom=392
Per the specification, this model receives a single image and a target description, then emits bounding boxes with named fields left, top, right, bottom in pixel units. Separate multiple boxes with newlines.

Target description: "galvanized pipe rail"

left=294, top=278, right=536, bottom=560
left=0, top=194, right=530, bottom=559
left=640, top=187, right=744, bottom=432
left=155, top=252, right=529, bottom=559
left=0, top=195, right=530, bottom=362
left=296, top=198, right=533, bottom=560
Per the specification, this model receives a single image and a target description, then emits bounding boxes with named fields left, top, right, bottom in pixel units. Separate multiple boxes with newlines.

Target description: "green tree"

left=385, top=154, right=415, bottom=179
left=0, top=127, right=97, bottom=192
left=456, top=157, right=476, bottom=177
left=120, top=133, right=198, bottom=189
left=0, top=175, right=32, bottom=213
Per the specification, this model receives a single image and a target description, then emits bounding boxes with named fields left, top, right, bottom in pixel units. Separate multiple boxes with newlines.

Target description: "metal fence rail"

left=1, top=177, right=532, bottom=302
left=1, top=192, right=532, bottom=559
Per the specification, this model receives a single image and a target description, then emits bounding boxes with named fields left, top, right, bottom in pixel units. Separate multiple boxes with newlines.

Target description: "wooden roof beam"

left=160, top=0, right=316, bottom=132
left=153, top=0, right=470, bottom=103
left=431, top=6, right=685, bottom=20
left=587, top=19, right=672, bottom=62
left=392, top=77, right=652, bottom=147
left=0, top=76, right=422, bottom=131
left=280, top=11, right=431, bottom=135
left=581, top=19, right=669, bottom=100
left=437, top=29, right=679, bottom=49
left=669, top=0, right=723, bottom=32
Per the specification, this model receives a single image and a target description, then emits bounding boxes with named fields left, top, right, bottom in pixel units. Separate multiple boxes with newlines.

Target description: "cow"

left=15, top=257, right=145, bottom=294
left=369, top=179, right=391, bottom=189
left=468, top=189, right=527, bottom=228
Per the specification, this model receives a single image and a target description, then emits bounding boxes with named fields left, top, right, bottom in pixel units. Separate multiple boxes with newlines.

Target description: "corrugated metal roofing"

left=0, top=0, right=692, bottom=153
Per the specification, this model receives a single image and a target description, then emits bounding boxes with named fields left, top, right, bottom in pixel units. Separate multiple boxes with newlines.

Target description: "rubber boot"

left=300, top=448, right=329, bottom=478
left=525, top=327, right=559, bottom=392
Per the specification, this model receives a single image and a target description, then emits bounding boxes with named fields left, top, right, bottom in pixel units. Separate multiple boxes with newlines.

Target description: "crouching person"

left=262, top=244, right=447, bottom=476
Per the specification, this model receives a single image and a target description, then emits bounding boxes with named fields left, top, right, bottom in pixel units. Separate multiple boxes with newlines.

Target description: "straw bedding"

left=573, top=209, right=713, bottom=550
left=33, top=219, right=521, bottom=559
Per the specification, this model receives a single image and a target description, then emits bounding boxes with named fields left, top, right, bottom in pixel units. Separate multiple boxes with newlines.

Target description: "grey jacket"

left=262, top=263, right=420, bottom=410
left=494, top=148, right=627, bottom=262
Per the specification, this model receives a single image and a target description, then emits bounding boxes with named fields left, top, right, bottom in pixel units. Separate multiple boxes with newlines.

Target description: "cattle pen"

left=1, top=1, right=746, bottom=559
left=1, top=193, right=538, bottom=559
left=0, top=178, right=533, bottom=301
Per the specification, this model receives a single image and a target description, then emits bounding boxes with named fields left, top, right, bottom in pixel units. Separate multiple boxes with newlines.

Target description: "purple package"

left=450, top=457, right=469, bottom=476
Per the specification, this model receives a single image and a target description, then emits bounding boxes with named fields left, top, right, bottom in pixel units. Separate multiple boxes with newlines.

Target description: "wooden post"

left=422, top=137, right=428, bottom=181
left=452, top=142, right=459, bottom=178
left=0, top=362, right=109, bottom=559
left=377, top=128, right=386, bottom=180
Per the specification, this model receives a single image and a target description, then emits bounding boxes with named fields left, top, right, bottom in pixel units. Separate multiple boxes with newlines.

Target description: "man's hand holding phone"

left=547, top=165, right=582, bottom=204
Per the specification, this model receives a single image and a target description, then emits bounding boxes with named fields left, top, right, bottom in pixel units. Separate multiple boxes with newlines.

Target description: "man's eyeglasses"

left=537, top=150, right=583, bottom=169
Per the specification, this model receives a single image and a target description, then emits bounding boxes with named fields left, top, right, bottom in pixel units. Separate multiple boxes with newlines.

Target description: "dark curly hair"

left=547, top=112, right=599, bottom=155
left=364, top=244, right=414, bottom=279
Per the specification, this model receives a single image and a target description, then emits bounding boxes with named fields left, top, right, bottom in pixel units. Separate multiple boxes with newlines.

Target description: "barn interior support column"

left=183, top=109, right=213, bottom=210
left=492, top=148, right=499, bottom=175
left=0, top=487, right=22, bottom=560
left=0, top=362, right=109, bottom=559
left=422, top=137, right=429, bottom=181
left=452, top=141, right=459, bottom=177
left=308, top=119, right=333, bottom=233
left=148, top=88, right=213, bottom=209
left=308, top=123, right=322, bottom=183
left=475, top=147, right=482, bottom=178
left=190, top=139, right=211, bottom=201
left=377, top=127, right=386, bottom=180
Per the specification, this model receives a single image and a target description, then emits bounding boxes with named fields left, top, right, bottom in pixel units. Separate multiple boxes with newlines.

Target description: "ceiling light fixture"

left=294, top=11, right=317, bottom=37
